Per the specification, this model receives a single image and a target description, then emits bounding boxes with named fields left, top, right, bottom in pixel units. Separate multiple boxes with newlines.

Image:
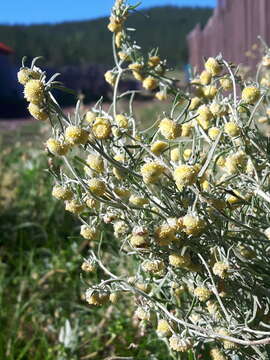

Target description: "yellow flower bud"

left=183, top=148, right=192, bottom=161
left=196, top=105, right=213, bottom=130
left=220, top=77, right=232, bottom=91
left=183, top=214, right=205, bottom=235
left=129, top=195, right=149, bottom=206
left=155, top=224, right=176, bottom=246
left=85, top=111, right=96, bottom=124
left=115, top=114, right=128, bottom=128
left=189, top=97, right=201, bottom=111
left=194, top=287, right=211, bottom=302
left=213, top=262, right=229, bottom=279
left=28, top=103, right=48, bottom=121
left=141, top=162, right=165, bottom=184
left=157, top=319, right=171, bottom=337
left=88, top=178, right=106, bottom=196
left=170, top=148, right=180, bottom=162
left=148, top=55, right=160, bottom=67
left=46, top=138, right=69, bottom=156
left=200, top=70, right=212, bottom=85
left=155, top=91, right=167, bottom=101
left=86, top=290, right=109, bottom=306
left=65, top=126, right=89, bottom=145
left=17, top=68, right=40, bottom=85
left=107, top=17, right=122, bottom=32
left=174, top=165, right=197, bottom=189
left=104, top=70, right=116, bottom=86
left=181, top=122, right=193, bottom=137
left=130, top=235, right=148, bottom=248
left=159, top=118, right=181, bottom=140
left=242, top=86, right=260, bottom=104
left=169, top=253, right=191, bottom=268
left=81, top=261, right=96, bottom=273
left=129, top=63, right=144, bottom=81
left=24, top=79, right=45, bottom=105
left=52, top=185, right=73, bottom=200
left=150, top=141, right=167, bottom=155
left=208, top=127, right=221, bottom=140
left=203, top=85, right=218, bottom=99
left=80, top=225, right=98, bottom=240
left=169, top=335, right=193, bottom=352
left=224, top=121, right=240, bottom=137
left=86, top=154, right=104, bottom=173
left=115, top=31, right=123, bottom=47
left=92, top=117, right=111, bottom=140
left=65, top=200, right=85, bottom=215
left=142, top=76, right=158, bottom=90
left=142, top=259, right=165, bottom=274
left=205, top=57, right=222, bottom=76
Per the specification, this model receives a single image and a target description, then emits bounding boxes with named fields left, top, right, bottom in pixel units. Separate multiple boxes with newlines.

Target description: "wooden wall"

left=187, top=0, right=270, bottom=71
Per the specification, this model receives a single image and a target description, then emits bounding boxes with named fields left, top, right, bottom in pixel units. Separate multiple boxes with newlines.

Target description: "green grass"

left=0, top=121, right=172, bottom=360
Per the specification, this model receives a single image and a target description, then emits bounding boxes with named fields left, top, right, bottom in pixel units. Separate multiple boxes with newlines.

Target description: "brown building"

left=187, top=0, right=270, bottom=72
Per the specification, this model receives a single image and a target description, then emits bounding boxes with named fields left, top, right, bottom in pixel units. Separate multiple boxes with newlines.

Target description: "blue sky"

left=0, top=0, right=216, bottom=24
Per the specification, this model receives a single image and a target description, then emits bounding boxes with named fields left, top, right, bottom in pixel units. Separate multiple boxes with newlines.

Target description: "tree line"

left=0, top=6, right=212, bottom=68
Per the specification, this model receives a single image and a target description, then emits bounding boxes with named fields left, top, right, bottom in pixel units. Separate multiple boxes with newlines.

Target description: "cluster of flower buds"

left=21, top=1, right=270, bottom=358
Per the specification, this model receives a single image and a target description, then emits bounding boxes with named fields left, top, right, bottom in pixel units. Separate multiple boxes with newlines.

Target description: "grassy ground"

left=0, top=108, right=174, bottom=360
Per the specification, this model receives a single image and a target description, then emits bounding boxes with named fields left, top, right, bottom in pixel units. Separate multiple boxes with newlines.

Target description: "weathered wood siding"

left=187, top=0, right=270, bottom=71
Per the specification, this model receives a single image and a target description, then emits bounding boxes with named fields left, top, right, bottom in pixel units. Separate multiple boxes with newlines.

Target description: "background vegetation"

left=0, top=106, right=176, bottom=360
left=0, top=6, right=212, bottom=68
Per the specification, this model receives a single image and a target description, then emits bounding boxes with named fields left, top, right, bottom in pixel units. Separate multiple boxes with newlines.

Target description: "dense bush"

left=16, top=1, right=270, bottom=359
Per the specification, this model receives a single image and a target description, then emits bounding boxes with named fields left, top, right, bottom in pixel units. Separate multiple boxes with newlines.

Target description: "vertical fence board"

left=187, top=0, right=269, bottom=72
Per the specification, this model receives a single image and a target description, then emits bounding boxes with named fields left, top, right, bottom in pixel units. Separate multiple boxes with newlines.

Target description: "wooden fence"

left=187, top=0, right=270, bottom=71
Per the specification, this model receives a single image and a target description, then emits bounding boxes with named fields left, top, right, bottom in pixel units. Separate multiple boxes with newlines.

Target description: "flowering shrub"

left=18, top=1, right=270, bottom=358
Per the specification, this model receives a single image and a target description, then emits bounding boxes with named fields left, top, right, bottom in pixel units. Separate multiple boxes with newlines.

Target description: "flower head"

left=115, top=114, right=128, bottom=128
left=24, top=79, right=45, bottom=105
left=169, top=335, right=193, bottom=352
left=28, top=103, right=48, bottom=121
left=65, top=126, right=89, bottom=145
left=142, top=76, right=158, bottom=90
left=157, top=319, right=171, bottom=337
left=65, top=200, right=85, bottom=215
left=155, top=224, right=176, bottom=246
left=141, top=162, right=165, bottom=184
left=205, top=57, right=222, bottom=76
left=81, top=261, right=96, bottom=273
left=80, top=225, right=98, bottom=240
left=18, top=68, right=40, bottom=85
left=88, top=178, right=106, bottom=196
left=220, top=77, right=232, bottom=91
left=169, top=253, right=191, bottom=268
left=86, top=154, right=104, bottom=173
left=104, top=70, right=116, bottom=86
left=159, top=118, right=181, bottom=139
left=242, top=86, right=260, bottom=104
left=182, top=214, right=206, bottom=236
left=92, top=117, right=111, bottom=140
left=200, top=70, right=212, bottom=85
left=194, top=287, right=211, bottom=302
left=52, top=185, right=73, bottom=201
left=174, top=165, right=197, bottom=189
left=170, top=148, right=180, bottom=162
left=85, top=289, right=109, bottom=306
left=142, top=259, right=165, bottom=274
left=46, top=138, right=69, bottom=156
left=208, top=127, right=221, bottom=140
left=150, top=141, right=167, bottom=155
left=224, top=121, right=240, bottom=137
left=213, top=262, right=229, bottom=279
